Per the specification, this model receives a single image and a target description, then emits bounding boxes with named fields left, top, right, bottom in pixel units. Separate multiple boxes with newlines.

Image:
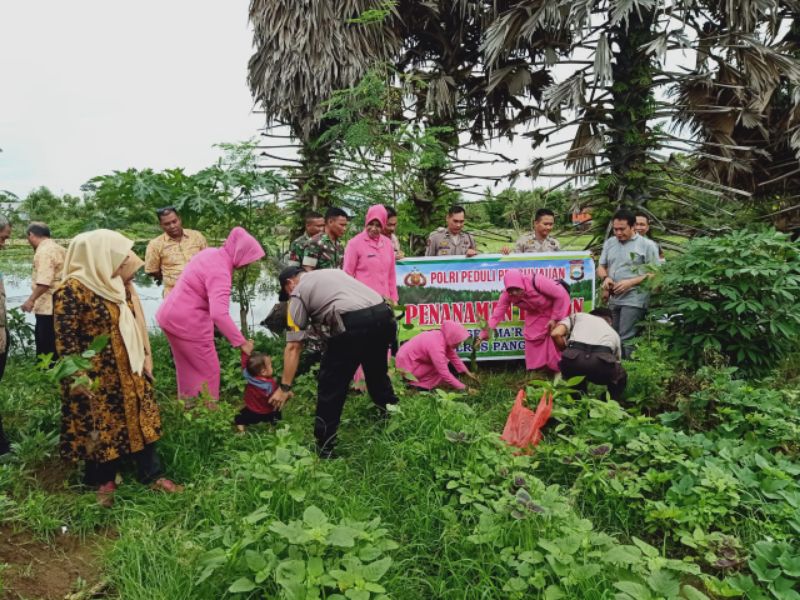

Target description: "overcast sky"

left=0, top=0, right=265, bottom=197
left=0, top=1, right=555, bottom=201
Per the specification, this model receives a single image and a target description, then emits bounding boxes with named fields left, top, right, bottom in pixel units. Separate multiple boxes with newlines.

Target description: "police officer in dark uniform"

left=270, top=267, right=399, bottom=458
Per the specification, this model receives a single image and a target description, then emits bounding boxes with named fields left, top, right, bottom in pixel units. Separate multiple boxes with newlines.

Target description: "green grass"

left=1, top=334, right=799, bottom=599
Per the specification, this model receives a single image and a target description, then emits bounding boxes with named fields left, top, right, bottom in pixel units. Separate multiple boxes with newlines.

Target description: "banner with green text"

left=396, top=252, right=595, bottom=361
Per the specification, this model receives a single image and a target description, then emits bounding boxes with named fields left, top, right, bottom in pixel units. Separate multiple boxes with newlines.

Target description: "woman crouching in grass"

left=54, top=229, right=182, bottom=507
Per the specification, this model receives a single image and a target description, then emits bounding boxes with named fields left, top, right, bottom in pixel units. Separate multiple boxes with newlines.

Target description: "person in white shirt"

left=551, top=307, right=627, bottom=400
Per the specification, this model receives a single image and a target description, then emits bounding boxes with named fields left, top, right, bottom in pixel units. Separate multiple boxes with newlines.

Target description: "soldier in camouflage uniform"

left=268, top=211, right=327, bottom=364
left=504, top=208, right=561, bottom=254
left=425, top=205, right=478, bottom=257
left=286, top=211, right=324, bottom=267
left=302, top=207, right=348, bottom=270
left=383, top=205, right=404, bottom=259
left=297, top=207, right=349, bottom=360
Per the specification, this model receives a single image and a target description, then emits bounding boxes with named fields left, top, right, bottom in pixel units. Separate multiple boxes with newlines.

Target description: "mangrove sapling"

left=526, top=374, right=586, bottom=404
left=6, top=307, right=35, bottom=356
left=468, top=317, right=488, bottom=374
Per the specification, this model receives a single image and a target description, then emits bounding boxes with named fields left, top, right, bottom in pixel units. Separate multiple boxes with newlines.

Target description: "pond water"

left=0, top=256, right=279, bottom=333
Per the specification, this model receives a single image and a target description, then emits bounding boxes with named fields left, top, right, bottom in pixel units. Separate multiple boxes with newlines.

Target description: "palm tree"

left=386, top=0, right=568, bottom=247
left=482, top=0, right=800, bottom=237
left=673, top=8, right=800, bottom=230
left=247, top=0, right=399, bottom=223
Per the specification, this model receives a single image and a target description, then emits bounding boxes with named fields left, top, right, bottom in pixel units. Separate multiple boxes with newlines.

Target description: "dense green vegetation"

left=3, top=235, right=800, bottom=598
left=0, top=213, right=797, bottom=599
left=0, top=142, right=284, bottom=245
left=651, top=230, right=800, bottom=376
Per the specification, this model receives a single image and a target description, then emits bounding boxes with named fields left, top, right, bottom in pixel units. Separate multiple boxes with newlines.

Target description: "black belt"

left=340, top=303, right=393, bottom=332
left=567, top=341, right=614, bottom=355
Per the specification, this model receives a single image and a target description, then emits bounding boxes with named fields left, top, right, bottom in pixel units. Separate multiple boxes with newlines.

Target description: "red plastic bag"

left=501, top=389, right=553, bottom=451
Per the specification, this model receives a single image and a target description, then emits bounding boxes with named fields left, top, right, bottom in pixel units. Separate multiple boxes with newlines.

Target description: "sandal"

left=150, top=478, right=184, bottom=493
left=96, top=481, right=116, bottom=508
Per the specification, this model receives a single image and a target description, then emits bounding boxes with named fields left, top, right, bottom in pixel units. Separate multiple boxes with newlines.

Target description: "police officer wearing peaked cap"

left=269, top=266, right=399, bottom=458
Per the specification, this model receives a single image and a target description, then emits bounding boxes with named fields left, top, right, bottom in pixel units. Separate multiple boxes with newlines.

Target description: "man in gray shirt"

left=269, top=267, right=399, bottom=458
left=597, top=209, right=659, bottom=358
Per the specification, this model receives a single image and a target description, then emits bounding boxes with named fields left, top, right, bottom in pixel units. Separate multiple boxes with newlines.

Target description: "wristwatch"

left=279, top=382, right=292, bottom=392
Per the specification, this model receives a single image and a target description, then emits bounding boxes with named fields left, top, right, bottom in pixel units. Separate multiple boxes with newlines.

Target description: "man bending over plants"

left=271, top=267, right=399, bottom=458
left=551, top=308, right=627, bottom=400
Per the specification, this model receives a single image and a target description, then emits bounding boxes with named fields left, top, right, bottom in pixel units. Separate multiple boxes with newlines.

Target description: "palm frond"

left=248, top=0, right=400, bottom=139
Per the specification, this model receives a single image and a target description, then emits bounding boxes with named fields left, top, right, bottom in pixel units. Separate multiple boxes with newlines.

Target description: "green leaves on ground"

left=3, top=333, right=800, bottom=599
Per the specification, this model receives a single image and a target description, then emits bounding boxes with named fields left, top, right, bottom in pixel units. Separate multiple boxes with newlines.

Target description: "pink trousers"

left=165, top=332, right=221, bottom=400
left=524, top=334, right=562, bottom=372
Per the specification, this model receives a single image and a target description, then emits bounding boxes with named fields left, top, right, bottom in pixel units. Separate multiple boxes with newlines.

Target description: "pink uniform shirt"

left=487, top=269, right=570, bottom=371
left=156, top=227, right=265, bottom=347
left=396, top=320, right=471, bottom=390
left=343, top=205, right=398, bottom=302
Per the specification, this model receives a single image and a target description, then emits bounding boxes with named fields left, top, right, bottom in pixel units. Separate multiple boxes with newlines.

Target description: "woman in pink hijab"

left=344, top=205, right=398, bottom=389
left=343, top=204, right=398, bottom=302
left=157, top=227, right=265, bottom=400
left=479, top=269, right=570, bottom=373
left=396, top=320, right=477, bottom=390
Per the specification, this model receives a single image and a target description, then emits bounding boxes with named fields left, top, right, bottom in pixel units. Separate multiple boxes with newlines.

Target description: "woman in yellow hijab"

left=54, top=229, right=181, bottom=506
left=117, top=251, right=153, bottom=380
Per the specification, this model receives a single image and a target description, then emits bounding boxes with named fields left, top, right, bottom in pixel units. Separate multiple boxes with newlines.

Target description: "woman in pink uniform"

left=156, top=227, right=264, bottom=400
left=396, top=320, right=477, bottom=390
left=343, top=204, right=398, bottom=302
left=479, top=269, right=570, bottom=373
left=344, top=204, right=398, bottom=389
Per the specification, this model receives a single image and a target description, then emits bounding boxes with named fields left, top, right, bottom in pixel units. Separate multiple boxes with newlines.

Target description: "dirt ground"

left=0, top=525, right=107, bottom=600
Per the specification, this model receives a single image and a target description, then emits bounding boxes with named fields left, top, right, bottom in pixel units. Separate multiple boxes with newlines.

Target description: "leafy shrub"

left=719, top=540, right=800, bottom=600
left=651, top=229, right=800, bottom=376
left=535, top=371, right=800, bottom=594
left=5, top=308, right=35, bottom=356
left=624, top=339, right=679, bottom=409
left=198, top=505, right=397, bottom=600
left=432, top=394, right=712, bottom=599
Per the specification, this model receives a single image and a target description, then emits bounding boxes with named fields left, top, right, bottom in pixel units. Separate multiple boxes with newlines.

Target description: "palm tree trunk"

left=291, top=125, right=335, bottom=237
left=408, top=117, right=458, bottom=254
left=603, top=10, right=657, bottom=207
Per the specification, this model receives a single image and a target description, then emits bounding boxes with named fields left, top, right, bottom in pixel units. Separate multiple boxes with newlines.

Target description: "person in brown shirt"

left=21, top=222, right=67, bottom=360
left=502, top=208, right=562, bottom=254
left=144, top=207, right=208, bottom=297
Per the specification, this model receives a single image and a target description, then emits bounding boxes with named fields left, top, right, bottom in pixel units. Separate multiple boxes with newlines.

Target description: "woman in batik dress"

left=54, top=229, right=181, bottom=506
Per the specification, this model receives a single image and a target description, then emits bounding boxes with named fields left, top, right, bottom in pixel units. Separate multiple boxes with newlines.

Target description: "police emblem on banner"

left=569, top=259, right=585, bottom=281
left=403, top=268, right=427, bottom=287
